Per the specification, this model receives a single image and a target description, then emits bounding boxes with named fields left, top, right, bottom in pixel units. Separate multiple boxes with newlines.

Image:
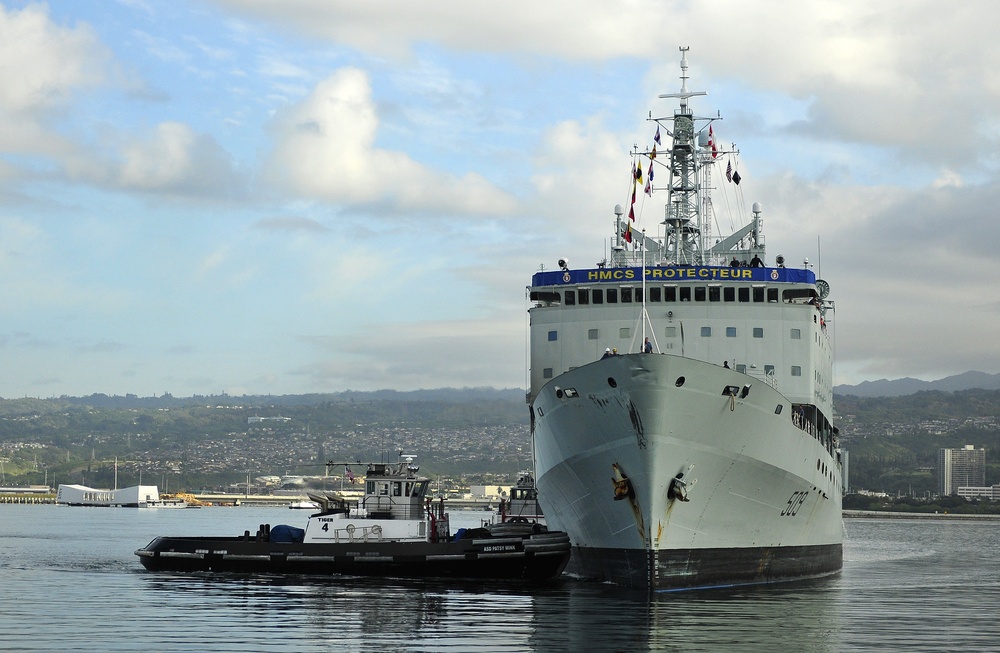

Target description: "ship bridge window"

left=588, top=329, right=599, bottom=340
left=709, top=285, right=721, bottom=302
left=680, top=287, right=691, bottom=302
left=578, top=289, right=590, bottom=304
left=530, top=291, right=561, bottom=304
left=724, top=287, right=736, bottom=302
left=621, top=287, right=633, bottom=302
left=694, top=287, right=706, bottom=301
left=783, top=288, right=814, bottom=303
left=738, top=287, right=750, bottom=302
left=393, top=482, right=402, bottom=496
left=649, top=287, right=662, bottom=302
left=752, top=286, right=765, bottom=302
left=768, top=288, right=779, bottom=302
left=664, top=286, right=677, bottom=302
left=593, top=289, right=604, bottom=304
left=607, top=288, right=618, bottom=303
left=564, top=290, right=576, bottom=305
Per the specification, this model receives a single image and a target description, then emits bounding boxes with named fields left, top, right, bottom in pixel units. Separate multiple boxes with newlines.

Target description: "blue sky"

left=2, top=0, right=1000, bottom=398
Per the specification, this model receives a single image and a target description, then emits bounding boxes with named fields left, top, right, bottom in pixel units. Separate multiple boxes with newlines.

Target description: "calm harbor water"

left=1, top=505, right=998, bottom=652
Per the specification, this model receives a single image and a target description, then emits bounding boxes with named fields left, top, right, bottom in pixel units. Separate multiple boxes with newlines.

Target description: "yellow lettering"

left=664, top=269, right=675, bottom=278
left=698, top=269, right=709, bottom=278
left=625, top=270, right=635, bottom=279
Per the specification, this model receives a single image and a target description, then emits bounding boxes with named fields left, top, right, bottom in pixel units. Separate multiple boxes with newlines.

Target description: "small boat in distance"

left=287, top=499, right=320, bottom=510
left=136, top=456, right=571, bottom=581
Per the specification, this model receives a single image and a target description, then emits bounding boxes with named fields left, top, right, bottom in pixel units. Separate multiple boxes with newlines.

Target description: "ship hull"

left=135, top=528, right=571, bottom=581
left=531, top=353, right=843, bottom=590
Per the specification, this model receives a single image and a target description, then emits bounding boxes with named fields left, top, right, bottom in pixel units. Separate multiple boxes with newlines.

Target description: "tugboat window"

left=753, top=328, right=764, bottom=338
left=607, top=377, right=617, bottom=388
left=791, top=366, right=802, bottom=376
left=543, top=368, right=553, bottom=378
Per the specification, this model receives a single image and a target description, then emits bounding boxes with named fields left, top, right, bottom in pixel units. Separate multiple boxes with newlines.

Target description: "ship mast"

left=658, top=46, right=708, bottom=266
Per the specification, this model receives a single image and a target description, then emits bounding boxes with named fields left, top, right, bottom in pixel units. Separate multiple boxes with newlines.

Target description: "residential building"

left=937, top=444, right=986, bottom=496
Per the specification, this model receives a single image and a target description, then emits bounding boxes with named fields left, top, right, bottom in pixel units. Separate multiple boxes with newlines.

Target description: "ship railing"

left=744, top=368, right=778, bottom=390
left=333, top=523, right=383, bottom=543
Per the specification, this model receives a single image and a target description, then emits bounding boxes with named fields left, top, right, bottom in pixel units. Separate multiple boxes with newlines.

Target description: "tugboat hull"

left=136, top=528, right=571, bottom=581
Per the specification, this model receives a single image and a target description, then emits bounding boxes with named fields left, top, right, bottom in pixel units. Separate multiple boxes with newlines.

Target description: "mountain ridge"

left=834, top=371, right=1000, bottom=398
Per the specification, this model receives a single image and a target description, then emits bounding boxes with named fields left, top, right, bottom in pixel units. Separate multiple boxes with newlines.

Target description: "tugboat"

left=497, top=471, right=545, bottom=526
left=135, top=456, right=571, bottom=581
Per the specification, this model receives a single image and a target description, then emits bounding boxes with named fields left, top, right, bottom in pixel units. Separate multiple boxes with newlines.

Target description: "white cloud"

left=0, top=4, right=109, bottom=157
left=114, top=121, right=240, bottom=195
left=264, top=67, right=517, bottom=215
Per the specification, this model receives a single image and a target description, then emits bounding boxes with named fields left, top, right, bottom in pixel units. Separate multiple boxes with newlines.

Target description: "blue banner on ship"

left=532, top=266, right=816, bottom=286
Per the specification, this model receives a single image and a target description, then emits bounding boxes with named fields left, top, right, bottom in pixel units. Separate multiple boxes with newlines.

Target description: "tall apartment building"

left=937, top=444, right=986, bottom=496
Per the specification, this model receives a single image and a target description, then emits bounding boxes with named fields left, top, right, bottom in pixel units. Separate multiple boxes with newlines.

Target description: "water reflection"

left=136, top=572, right=847, bottom=652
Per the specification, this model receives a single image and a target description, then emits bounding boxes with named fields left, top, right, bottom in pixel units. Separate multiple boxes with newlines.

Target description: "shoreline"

left=843, top=509, right=1000, bottom=521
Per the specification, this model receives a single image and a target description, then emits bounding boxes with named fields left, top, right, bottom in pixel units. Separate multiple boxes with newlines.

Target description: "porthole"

left=675, top=376, right=685, bottom=387
left=774, top=404, right=783, bottom=415
left=607, top=377, right=617, bottom=388
left=555, top=388, right=564, bottom=399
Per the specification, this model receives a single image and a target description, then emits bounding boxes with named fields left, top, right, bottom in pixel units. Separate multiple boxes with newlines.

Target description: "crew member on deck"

left=643, top=337, right=653, bottom=353
left=750, top=254, right=763, bottom=267
left=602, top=348, right=613, bottom=359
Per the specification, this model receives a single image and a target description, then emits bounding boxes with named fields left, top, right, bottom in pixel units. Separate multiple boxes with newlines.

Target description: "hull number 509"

left=781, top=491, right=808, bottom=516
